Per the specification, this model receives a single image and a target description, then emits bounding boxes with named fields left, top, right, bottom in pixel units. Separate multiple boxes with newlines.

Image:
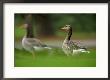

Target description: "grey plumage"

left=22, top=36, right=51, bottom=53
left=21, top=15, right=52, bottom=58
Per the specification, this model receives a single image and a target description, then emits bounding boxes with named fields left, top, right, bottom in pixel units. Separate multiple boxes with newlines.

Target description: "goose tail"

left=42, top=44, right=52, bottom=49
left=80, top=47, right=90, bottom=53
left=44, top=46, right=52, bottom=49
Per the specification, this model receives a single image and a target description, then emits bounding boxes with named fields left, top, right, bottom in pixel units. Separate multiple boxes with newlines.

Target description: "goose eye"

left=66, top=25, right=68, bottom=27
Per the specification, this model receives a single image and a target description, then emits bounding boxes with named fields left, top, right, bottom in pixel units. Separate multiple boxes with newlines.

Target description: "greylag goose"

left=22, top=15, right=51, bottom=58
left=61, top=25, right=90, bottom=56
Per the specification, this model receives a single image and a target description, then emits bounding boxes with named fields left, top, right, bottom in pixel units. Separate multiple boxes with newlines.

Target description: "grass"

left=15, top=48, right=96, bottom=67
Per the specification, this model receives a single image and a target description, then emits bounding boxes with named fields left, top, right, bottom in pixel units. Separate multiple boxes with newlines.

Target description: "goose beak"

left=20, top=24, right=28, bottom=29
left=60, top=27, right=65, bottom=30
left=23, top=24, right=28, bottom=28
left=60, top=27, right=67, bottom=31
left=60, top=27, right=64, bottom=31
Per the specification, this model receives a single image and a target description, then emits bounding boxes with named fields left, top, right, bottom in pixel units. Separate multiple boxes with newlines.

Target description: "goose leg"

left=30, top=50, right=35, bottom=59
left=32, top=52, right=35, bottom=59
left=66, top=53, right=69, bottom=56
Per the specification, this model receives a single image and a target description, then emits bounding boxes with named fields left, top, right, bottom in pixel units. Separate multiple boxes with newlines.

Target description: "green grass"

left=15, top=48, right=96, bottom=67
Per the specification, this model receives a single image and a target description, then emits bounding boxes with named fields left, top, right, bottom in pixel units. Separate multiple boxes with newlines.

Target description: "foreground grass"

left=15, top=48, right=96, bottom=67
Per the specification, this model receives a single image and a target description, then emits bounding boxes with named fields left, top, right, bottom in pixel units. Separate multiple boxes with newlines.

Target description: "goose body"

left=22, top=36, right=51, bottom=53
left=61, top=25, right=90, bottom=56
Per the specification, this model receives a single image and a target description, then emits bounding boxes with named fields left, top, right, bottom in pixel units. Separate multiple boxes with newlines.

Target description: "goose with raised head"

left=60, top=25, right=90, bottom=56
left=22, top=15, right=51, bottom=58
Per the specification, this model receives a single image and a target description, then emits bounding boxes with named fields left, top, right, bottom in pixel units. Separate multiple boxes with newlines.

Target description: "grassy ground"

left=15, top=48, right=96, bottom=67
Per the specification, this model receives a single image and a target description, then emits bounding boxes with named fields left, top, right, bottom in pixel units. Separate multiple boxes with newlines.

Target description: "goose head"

left=21, top=15, right=34, bottom=38
left=60, top=25, right=72, bottom=40
left=23, top=14, right=32, bottom=28
left=22, top=23, right=28, bottom=29
left=60, top=25, right=72, bottom=32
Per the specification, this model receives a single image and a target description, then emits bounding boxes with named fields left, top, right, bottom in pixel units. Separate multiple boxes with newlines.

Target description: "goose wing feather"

left=68, top=40, right=81, bottom=49
left=24, top=38, right=47, bottom=47
left=69, top=40, right=87, bottom=50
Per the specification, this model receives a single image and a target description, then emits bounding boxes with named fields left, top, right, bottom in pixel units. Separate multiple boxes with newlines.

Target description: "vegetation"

left=15, top=48, right=96, bottom=67
left=15, top=14, right=96, bottom=37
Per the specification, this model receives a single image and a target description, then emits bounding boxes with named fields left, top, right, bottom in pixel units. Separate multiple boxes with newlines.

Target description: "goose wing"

left=69, top=40, right=87, bottom=50
left=68, top=40, right=81, bottom=50
left=25, top=38, right=47, bottom=47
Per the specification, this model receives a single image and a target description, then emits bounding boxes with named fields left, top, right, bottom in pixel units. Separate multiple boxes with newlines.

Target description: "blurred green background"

left=14, top=14, right=96, bottom=67
left=15, top=14, right=96, bottom=39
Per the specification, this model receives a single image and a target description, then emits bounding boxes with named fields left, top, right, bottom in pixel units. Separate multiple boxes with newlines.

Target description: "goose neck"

left=65, top=27, right=72, bottom=40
